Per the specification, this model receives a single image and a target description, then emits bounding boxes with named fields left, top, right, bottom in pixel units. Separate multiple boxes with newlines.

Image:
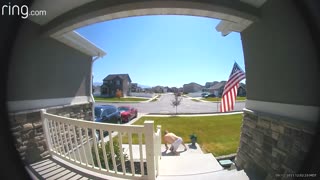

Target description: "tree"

left=171, top=93, right=183, bottom=114
left=116, top=89, right=122, bottom=99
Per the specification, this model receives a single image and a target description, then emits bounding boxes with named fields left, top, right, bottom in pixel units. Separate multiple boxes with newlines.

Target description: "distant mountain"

left=138, top=84, right=152, bottom=88
left=93, top=82, right=103, bottom=86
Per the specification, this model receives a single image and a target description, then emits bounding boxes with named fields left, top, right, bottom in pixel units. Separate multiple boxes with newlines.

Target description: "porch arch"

left=8, top=0, right=320, bottom=179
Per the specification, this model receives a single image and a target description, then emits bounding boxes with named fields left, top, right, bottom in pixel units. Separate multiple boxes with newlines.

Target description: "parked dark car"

left=94, top=105, right=121, bottom=123
left=94, top=105, right=121, bottom=140
left=118, top=106, right=138, bottom=123
left=201, top=92, right=209, bottom=97
left=205, top=93, right=216, bottom=98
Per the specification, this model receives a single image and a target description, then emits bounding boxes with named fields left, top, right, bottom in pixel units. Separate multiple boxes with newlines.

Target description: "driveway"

left=95, top=93, right=245, bottom=114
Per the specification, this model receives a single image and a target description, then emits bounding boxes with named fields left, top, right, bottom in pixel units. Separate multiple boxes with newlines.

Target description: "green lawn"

left=121, top=114, right=243, bottom=156
left=94, top=97, right=148, bottom=102
left=202, top=97, right=246, bottom=102
left=191, top=99, right=201, bottom=102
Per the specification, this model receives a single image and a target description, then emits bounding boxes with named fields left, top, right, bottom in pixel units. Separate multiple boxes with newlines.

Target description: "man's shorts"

left=171, top=137, right=182, bottom=152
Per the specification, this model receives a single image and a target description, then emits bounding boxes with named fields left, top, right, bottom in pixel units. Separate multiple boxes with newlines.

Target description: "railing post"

left=157, top=125, right=161, bottom=159
left=40, top=109, right=52, bottom=156
left=144, top=121, right=156, bottom=180
left=155, top=125, right=161, bottom=176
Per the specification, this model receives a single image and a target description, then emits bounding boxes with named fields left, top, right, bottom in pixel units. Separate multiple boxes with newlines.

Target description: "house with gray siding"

left=183, top=82, right=203, bottom=93
left=101, top=74, right=132, bottom=97
left=237, top=83, right=247, bottom=96
left=208, top=81, right=246, bottom=97
left=208, top=81, right=226, bottom=97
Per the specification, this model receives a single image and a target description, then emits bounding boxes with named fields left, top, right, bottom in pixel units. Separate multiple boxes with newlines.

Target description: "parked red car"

left=117, top=106, right=138, bottom=123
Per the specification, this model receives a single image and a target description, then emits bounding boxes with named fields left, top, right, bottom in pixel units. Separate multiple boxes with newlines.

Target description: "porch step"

left=157, top=168, right=249, bottom=180
left=159, top=153, right=224, bottom=176
left=157, top=153, right=249, bottom=180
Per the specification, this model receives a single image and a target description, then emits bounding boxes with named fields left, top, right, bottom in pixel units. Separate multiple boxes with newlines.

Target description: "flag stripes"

left=220, top=62, right=245, bottom=112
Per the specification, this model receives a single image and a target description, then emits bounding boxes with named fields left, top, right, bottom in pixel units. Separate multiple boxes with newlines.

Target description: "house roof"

left=239, top=83, right=246, bottom=89
left=184, top=82, right=203, bottom=87
left=54, top=31, right=106, bottom=58
left=103, top=74, right=131, bottom=82
left=209, top=81, right=226, bottom=90
left=205, top=81, right=219, bottom=88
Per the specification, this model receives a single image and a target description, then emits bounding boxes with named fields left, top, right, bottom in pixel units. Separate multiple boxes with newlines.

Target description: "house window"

left=116, top=80, right=120, bottom=85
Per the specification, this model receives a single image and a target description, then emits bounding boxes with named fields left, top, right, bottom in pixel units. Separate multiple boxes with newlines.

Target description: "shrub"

left=116, top=89, right=123, bottom=98
left=92, top=139, right=128, bottom=170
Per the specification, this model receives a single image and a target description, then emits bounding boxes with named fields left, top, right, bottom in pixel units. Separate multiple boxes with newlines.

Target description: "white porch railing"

left=40, top=109, right=161, bottom=180
left=154, top=125, right=161, bottom=176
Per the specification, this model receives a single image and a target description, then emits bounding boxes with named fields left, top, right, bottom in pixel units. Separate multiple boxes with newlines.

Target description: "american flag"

left=220, top=62, right=246, bottom=112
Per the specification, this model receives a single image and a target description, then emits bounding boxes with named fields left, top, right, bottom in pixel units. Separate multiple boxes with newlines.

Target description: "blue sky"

left=76, top=15, right=245, bottom=88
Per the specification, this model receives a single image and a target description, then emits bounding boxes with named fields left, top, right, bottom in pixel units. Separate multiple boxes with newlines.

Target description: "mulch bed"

left=116, top=161, right=148, bottom=175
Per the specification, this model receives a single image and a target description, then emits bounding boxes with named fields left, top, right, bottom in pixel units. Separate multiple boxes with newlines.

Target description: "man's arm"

left=163, top=137, right=169, bottom=150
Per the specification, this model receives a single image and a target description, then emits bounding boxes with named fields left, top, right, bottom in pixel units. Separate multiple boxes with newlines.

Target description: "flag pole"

left=217, top=101, right=218, bottom=112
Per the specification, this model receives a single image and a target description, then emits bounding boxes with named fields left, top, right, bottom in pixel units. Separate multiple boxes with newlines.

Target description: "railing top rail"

left=43, top=112, right=144, bottom=133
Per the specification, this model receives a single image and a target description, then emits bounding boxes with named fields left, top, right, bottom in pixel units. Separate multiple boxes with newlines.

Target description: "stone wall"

left=235, top=109, right=316, bottom=180
left=9, top=103, right=93, bottom=164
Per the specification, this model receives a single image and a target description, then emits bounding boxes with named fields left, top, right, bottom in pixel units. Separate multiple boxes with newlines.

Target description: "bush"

left=116, top=89, right=123, bottom=98
left=92, top=139, right=128, bottom=170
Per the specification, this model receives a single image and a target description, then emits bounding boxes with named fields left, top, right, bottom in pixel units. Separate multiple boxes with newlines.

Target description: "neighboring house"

left=204, top=81, right=219, bottom=92
left=143, top=88, right=152, bottom=93
left=238, top=83, right=247, bottom=96
left=170, top=87, right=178, bottom=93
left=163, top=86, right=169, bottom=93
left=208, top=81, right=246, bottom=97
left=101, top=74, right=132, bottom=97
left=93, top=85, right=101, bottom=96
left=167, top=87, right=175, bottom=93
left=208, top=81, right=226, bottom=97
left=205, top=82, right=213, bottom=88
left=137, top=87, right=143, bottom=92
left=131, top=83, right=138, bottom=92
left=183, top=82, right=203, bottom=93
left=131, top=83, right=143, bottom=93
left=205, top=82, right=214, bottom=88
left=152, top=86, right=164, bottom=93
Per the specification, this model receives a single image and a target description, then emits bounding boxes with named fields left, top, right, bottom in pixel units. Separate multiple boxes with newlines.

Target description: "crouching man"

left=163, top=130, right=187, bottom=155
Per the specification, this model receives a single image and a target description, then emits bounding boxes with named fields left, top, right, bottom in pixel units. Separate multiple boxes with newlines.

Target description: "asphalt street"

left=95, top=93, right=245, bottom=114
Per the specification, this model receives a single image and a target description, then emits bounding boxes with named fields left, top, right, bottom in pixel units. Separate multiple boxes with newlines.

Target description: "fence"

left=41, top=109, right=161, bottom=180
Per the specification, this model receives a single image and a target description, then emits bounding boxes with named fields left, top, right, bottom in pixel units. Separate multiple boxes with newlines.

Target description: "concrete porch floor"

left=157, top=144, right=249, bottom=180
left=26, top=143, right=249, bottom=180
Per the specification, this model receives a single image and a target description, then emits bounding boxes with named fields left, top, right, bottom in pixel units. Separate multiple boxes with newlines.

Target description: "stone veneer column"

left=9, top=103, right=93, bottom=164
left=235, top=109, right=316, bottom=180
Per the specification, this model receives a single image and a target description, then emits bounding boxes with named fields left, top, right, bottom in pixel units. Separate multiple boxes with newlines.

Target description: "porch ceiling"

left=28, top=0, right=95, bottom=25
left=28, top=0, right=267, bottom=37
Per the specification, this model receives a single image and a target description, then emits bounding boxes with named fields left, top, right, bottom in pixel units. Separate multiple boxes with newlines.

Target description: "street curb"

left=144, top=111, right=243, bottom=117
left=216, top=153, right=237, bottom=161
left=147, top=111, right=243, bottom=115
left=95, top=100, right=143, bottom=103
